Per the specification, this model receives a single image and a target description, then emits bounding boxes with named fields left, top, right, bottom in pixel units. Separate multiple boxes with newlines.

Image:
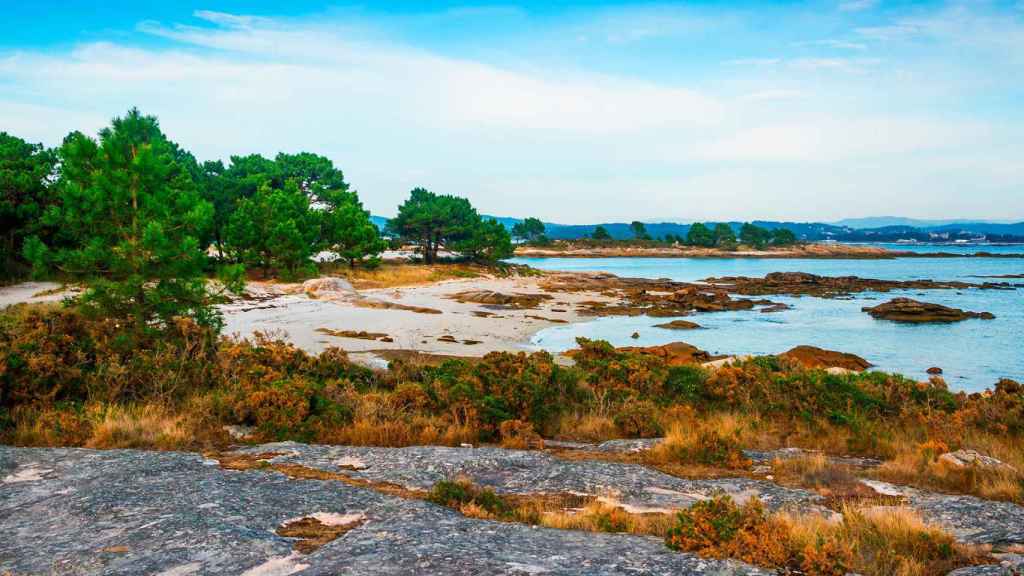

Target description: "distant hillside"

left=369, top=213, right=1024, bottom=243
left=833, top=217, right=1020, bottom=231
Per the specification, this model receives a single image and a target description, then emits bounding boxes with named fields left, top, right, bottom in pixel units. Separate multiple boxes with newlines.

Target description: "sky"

left=0, top=1, right=1021, bottom=223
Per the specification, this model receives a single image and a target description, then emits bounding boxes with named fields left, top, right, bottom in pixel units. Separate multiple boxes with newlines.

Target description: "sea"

left=510, top=244, right=1024, bottom=392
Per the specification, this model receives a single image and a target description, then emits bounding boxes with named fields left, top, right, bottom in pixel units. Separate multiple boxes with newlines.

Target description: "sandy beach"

left=220, top=273, right=620, bottom=364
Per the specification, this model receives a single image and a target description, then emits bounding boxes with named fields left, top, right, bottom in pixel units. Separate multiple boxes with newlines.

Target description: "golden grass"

left=321, top=262, right=487, bottom=289
left=873, top=440, right=1024, bottom=505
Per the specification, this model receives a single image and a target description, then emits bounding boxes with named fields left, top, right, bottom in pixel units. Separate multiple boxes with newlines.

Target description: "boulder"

left=778, top=345, right=872, bottom=372
left=938, top=449, right=1017, bottom=473
left=861, top=298, right=995, bottom=323
left=302, top=277, right=356, bottom=299
left=617, top=342, right=714, bottom=366
left=653, top=319, right=702, bottom=330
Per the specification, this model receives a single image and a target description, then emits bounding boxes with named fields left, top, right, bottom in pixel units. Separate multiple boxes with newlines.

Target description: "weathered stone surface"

left=742, top=448, right=882, bottom=469
left=858, top=480, right=1024, bottom=546
left=778, top=345, right=873, bottom=371
left=938, top=450, right=1017, bottom=473
left=233, top=443, right=820, bottom=516
left=862, top=298, right=996, bottom=323
left=0, top=447, right=774, bottom=575
left=945, top=553, right=1024, bottom=575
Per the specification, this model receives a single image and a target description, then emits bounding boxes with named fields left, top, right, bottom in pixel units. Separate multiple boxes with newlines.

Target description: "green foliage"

left=416, top=350, right=587, bottom=436
left=428, top=479, right=511, bottom=517
left=511, top=217, right=546, bottom=243
left=771, top=228, right=798, bottom=246
left=0, top=133, right=56, bottom=280
left=452, top=218, right=514, bottom=262
left=35, top=109, right=220, bottom=334
left=389, top=188, right=511, bottom=263
left=592, top=225, right=612, bottom=240
left=713, top=223, right=736, bottom=248
left=686, top=223, right=716, bottom=247
left=320, top=189, right=386, bottom=268
left=739, top=223, right=770, bottom=249
left=630, top=220, right=651, bottom=240
left=226, top=180, right=320, bottom=278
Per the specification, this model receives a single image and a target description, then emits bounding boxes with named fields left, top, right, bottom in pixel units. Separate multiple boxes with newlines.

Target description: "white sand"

left=220, top=275, right=616, bottom=360
left=0, top=281, right=77, bottom=309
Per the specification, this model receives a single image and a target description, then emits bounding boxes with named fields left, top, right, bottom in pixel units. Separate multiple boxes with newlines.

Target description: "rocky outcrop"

left=702, top=271, right=1016, bottom=298
left=0, top=446, right=772, bottom=575
left=616, top=342, right=716, bottom=366
left=778, top=345, right=872, bottom=372
left=654, top=319, right=702, bottom=330
left=449, top=290, right=553, bottom=309
left=862, top=298, right=996, bottom=323
left=938, top=450, right=1017, bottom=473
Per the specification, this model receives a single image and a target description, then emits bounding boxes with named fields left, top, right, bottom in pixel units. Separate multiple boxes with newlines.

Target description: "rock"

left=301, top=277, right=356, bottom=299
left=938, top=450, right=1017, bottom=473
left=222, top=425, right=255, bottom=440
left=316, top=328, right=390, bottom=341
left=617, top=342, right=716, bottom=366
left=231, top=442, right=819, bottom=516
left=758, top=303, right=791, bottom=313
left=653, top=319, right=702, bottom=330
left=927, top=366, right=944, bottom=375
left=702, top=272, right=1015, bottom=298
left=630, top=331, right=640, bottom=339
left=0, top=446, right=774, bottom=575
left=862, top=298, right=995, bottom=323
left=778, top=345, right=872, bottom=372
left=449, top=290, right=553, bottom=309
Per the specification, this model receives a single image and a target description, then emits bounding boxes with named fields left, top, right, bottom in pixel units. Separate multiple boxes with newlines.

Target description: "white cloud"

left=0, top=5, right=1020, bottom=222
left=839, top=0, right=879, bottom=12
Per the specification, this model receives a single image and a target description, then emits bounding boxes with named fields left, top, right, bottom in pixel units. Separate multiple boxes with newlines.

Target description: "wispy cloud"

left=794, top=39, right=868, bottom=51
left=0, top=3, right=1021, bottom=221
left=839, top=0, right=878, bottom=12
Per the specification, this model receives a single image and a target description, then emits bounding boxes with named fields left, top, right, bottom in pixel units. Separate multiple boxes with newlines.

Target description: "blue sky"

left=1, top=1, right=1021, bottom=222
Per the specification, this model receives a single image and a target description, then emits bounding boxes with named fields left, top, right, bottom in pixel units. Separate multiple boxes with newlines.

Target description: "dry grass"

left=536, top=500, right=676, bottom=536
left=7, top=402, right=216, bottom=450
left=553, top=412, right=619, bottom=442
left=668, top=494, right=988, bottom=576
left=873, top=439, right=1024, bottom=504
left=276, top=515, right=365, bottom=554
left=646, top=414, right=753, bottom=469
left=322, top=262, right=487, bottom=289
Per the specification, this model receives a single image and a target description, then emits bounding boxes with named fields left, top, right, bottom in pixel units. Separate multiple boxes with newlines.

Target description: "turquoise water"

left=510, top=255, right=1024, bottom=392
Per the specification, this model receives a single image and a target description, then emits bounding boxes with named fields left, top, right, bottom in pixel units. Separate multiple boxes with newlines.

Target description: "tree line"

left=510, top=218, right=798, bottom=248
left=1, top=108, right=511, bottom=335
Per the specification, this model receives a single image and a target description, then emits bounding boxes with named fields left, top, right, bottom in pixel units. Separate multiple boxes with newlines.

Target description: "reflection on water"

left=510, top=255, right=1024, bottom=392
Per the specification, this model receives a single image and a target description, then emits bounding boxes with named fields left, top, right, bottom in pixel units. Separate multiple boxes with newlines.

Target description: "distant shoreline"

left=514, top=243, right=1024, bottom=259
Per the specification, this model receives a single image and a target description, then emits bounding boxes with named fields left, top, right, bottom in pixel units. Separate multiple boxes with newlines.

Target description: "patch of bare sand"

left=220, top=275, right=616, bottom=362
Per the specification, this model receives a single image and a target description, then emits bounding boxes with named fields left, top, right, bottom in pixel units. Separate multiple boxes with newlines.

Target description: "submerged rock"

left=653, top=319, right=702, bottom=330
left=778, top=345, right=872, bottom=372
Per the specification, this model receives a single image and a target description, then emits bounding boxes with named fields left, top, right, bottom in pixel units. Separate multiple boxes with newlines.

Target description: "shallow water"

left=510, top=255, right=1024, bottom=392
